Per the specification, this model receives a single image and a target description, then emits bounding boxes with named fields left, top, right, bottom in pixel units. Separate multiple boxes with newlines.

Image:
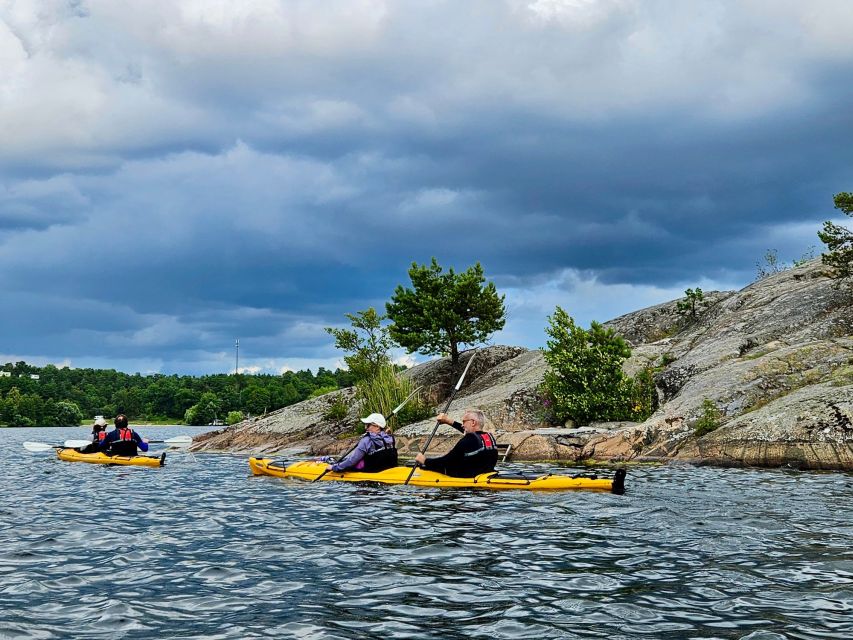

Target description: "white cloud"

left=495, top=267, right=744, bottom=349
left=393, top=353, right=418, bottom=368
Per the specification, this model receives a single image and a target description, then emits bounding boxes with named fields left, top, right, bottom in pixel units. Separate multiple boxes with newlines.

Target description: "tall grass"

left=355, top=365, right=432, bottom=428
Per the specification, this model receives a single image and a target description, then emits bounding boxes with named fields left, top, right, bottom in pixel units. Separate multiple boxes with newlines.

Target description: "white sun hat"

left=360, top=413, right=386, bottom=428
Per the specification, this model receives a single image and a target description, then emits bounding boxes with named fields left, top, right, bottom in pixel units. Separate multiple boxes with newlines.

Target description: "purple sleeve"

left=331, top=437, right=370, bottom=472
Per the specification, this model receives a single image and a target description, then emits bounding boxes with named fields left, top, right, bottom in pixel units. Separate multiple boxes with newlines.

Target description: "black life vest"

left=360, top=433, right=398, bottom=473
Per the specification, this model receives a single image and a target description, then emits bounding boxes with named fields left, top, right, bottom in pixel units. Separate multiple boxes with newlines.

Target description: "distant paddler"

left=76, top=416, right=109, bottom=454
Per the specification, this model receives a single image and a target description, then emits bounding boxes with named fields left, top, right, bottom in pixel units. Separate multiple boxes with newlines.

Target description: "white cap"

left=94, top=417, right=107, bottom=427
left=360, top=413, right=386, bottom=428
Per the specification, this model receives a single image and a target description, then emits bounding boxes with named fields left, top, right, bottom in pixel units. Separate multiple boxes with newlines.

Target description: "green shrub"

left=226, top=410, right=244, bottom=425
left=323, top=396, right=350, bottom=422
left=355, top=365, right=431, bottom=428
left=630, top=367, right=658, bottom=420
left=542, top=307, right=650, bottom=425
left=310, top=385, right=339, bottom=398
left=694, top=398, right=722, bottom=437
left=184, top=392, right=220, bottom=425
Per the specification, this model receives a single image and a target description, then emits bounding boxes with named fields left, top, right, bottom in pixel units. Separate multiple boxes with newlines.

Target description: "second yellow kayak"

left=57, top=448, right=166, bottom=468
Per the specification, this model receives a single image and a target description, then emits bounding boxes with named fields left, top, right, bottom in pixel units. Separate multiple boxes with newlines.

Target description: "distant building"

left=0, top=371, right=10, bottom=377
left=29, top=374, right=40, bottom=380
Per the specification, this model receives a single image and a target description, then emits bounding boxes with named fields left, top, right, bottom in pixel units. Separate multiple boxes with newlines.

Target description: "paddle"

left=312, top=385, right=423, bottom=482
left=22, top=440, right=95, bottom=452
left=147, top=435, right=193, bottom=448
left=22, top=435, right=193, bottom=453
left=23, top=441, right=69, bottom=452
left=404, top=350, right=477, bottom=486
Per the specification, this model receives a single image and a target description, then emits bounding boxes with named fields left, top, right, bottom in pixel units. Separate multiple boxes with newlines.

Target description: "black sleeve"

left=422, top=434, right=478, bottom=473
left=449, top=421, right=464, bottom=434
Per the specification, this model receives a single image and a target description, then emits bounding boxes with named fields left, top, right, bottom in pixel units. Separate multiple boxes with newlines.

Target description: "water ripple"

left=2, top=426, right=853, bottom=638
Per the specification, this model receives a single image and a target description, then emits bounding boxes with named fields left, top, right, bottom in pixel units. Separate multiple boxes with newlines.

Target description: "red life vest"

left=464, top=431, right=498, bottom=457
left=117, top=427, right=133, bottom=441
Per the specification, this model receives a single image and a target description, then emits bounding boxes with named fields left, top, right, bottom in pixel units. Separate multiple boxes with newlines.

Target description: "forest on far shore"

left=0, top=361, right=355, bottom=427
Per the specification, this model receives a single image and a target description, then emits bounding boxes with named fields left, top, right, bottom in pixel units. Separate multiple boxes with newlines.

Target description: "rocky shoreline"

left=192, top=259, right=853, bottom=471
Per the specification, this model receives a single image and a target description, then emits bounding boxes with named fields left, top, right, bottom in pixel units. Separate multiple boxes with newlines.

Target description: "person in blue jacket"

left=101, top=414, right=149, bottom=456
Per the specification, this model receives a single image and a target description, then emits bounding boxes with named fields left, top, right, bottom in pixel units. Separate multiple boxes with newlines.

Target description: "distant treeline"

left=0, top=361, right=355, bottom=427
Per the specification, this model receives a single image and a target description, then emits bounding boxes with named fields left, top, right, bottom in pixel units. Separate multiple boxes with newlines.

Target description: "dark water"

left=2, top=426, right=852, bottom=639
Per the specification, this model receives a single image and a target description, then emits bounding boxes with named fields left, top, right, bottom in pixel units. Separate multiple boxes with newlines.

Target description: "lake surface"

left=2, top=426, right=852, bottom=639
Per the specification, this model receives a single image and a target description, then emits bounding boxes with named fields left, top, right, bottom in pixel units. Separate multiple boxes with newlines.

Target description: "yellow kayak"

left=57, top=448, right=166, bottom=468
left=249, top=458, right=626, bottom=493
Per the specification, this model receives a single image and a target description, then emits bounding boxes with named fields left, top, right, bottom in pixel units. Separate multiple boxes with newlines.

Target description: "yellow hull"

left=57, top=448, right=166, bottom=468
left=249, top=458, right=625, bottom=493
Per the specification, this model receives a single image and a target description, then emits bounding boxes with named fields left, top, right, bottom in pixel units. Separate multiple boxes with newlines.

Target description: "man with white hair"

left=326, top=412, right=398, bottom=473
left=415, top=409, right=498, bottom=477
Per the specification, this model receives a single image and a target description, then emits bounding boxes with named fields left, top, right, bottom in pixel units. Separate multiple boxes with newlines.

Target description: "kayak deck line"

left=249, top=458, right=626, bottom=493
left=56, top=448, right=167, bottom=468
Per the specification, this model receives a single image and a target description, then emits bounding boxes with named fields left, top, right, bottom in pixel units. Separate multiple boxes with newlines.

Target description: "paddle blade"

left=64, top=439, right=92, bottom=449
left=23, top=441, right=56, bottom=453
left=164, top=435, right=193, bottom=448
left=390, top=385, right=422, bottom=416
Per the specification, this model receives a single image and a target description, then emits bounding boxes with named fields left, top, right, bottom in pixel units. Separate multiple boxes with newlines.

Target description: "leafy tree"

left=226, top=410, right=244, bottom=425
left=54, top=401, right=84, bottom=426
left=386, top=258, right=506, bottom=374
left=676, top=287, right=706, bottom=319
left=325, top=308, right=394, bottom=382
left=243, top=385, right=269, bottom=415
left=818, top=191, right=853, bottom=286
left=184, top=392, right=220, bottom=426
left=542, top=307, right=648, bottom=426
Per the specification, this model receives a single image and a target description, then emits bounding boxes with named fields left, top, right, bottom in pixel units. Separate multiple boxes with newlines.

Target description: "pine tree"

left=386, top=258, right=506, bottom=375
left=818, top=192, right=853, bottom=286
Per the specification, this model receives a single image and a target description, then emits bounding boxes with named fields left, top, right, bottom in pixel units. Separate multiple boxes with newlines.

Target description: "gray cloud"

left=1, top=0, right=851, bottom=373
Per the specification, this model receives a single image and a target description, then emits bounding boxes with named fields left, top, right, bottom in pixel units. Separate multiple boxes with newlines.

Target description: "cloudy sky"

left=1, top=0, right=851, bottom=375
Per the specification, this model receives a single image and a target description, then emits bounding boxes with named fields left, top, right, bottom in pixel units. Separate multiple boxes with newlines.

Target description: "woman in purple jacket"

left=327, top=413, right=397, bottom=473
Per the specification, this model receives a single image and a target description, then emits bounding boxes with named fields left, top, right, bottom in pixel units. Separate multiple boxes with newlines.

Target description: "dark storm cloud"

left=1, top=0, right=852, bottom=373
